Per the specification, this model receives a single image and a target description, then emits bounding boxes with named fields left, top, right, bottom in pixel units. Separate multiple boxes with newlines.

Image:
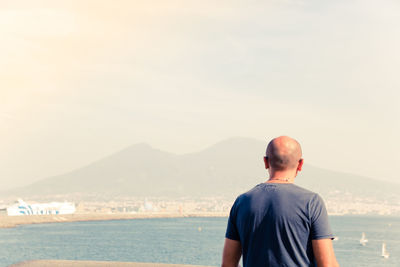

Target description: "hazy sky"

left=1, top=0, right=400, bottom=190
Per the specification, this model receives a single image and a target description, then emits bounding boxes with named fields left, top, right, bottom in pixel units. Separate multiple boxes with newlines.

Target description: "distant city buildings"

left=1, top=190, right=400, bottom=216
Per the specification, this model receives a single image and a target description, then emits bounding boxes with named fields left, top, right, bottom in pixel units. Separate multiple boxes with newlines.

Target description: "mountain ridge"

left=3, top=137, right=399, bottom=201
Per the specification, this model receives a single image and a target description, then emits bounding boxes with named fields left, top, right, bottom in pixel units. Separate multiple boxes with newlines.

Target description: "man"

left=222, top=136, right=339, bottom=267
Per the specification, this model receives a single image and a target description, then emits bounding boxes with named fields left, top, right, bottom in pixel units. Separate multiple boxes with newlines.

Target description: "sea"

left=0, top=215, right=399, bottom=267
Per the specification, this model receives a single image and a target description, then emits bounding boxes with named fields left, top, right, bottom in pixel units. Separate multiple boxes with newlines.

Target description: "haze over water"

left=0, top=216, right=399, bottom=267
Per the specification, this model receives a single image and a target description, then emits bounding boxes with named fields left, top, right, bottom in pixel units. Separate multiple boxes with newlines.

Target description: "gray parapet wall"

left=9, top=260, right=214, bottom=267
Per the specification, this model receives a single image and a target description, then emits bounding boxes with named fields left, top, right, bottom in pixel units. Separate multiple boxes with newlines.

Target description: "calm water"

left=0, top=216, right=399, bottom=267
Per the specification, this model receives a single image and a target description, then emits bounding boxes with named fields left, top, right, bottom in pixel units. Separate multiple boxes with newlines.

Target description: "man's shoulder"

left=238, top=183, right=320, bottom=201
left=232, top=184, right=263, bottom=204
left=237, top=183, right=317, bottom=194
left=239, top=183, right=265, bottom=197
left=291, top=183, right=318, bottom=195
left=288, top=184, right=323, bottom=204
left=233, top=183, right=322, bottom=206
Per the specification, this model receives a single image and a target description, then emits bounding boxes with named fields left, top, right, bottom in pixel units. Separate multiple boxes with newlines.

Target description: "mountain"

left=4, top=137, right=400, bottom=200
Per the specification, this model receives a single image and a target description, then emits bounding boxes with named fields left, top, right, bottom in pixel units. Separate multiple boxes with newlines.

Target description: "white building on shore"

left=7, top=199, right=75, bottom=216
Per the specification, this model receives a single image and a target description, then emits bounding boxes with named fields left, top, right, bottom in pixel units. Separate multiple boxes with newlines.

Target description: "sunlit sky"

left=1, top=0, right=399, bottom=190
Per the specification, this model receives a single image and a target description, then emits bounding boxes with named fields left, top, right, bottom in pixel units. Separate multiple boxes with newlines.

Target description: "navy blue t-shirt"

left=226, top=183, right=333, bottom=267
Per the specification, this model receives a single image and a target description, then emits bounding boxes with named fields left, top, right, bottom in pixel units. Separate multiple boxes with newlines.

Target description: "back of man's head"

left=266, top=136, right=302, bottom=171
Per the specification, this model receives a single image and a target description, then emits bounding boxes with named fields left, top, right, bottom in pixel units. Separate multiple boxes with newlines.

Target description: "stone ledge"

left=9, top=260, right=214, bottom=267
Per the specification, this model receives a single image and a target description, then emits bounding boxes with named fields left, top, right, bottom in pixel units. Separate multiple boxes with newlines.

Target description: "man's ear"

left=264, top=157, right=269, bottom=169
left=297, top=158, right=304, bottom=171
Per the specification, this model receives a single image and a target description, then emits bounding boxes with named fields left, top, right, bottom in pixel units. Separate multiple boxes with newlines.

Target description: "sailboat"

left=359, top=232, right=368, bottom=246
left=381, top=242, right=389, bottom=258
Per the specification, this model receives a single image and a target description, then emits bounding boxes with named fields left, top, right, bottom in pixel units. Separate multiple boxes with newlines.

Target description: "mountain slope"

left=5, top=137, right=400, bottom=200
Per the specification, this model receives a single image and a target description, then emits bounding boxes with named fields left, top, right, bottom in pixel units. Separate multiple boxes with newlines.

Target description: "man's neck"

left=267, top=171, right=296, bottom=183
left=266, top=177, right=294, bottom=183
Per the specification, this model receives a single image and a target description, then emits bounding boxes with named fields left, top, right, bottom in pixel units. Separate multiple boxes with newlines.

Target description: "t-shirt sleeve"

left=310, top=194, right=334, bottom=240
left=225, top=199, right=240, bottom=241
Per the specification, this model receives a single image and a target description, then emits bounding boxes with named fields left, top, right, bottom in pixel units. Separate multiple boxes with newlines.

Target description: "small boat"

left=360, top=232, right=368, bottom=246
left=381, top=242, right=389, bottom=259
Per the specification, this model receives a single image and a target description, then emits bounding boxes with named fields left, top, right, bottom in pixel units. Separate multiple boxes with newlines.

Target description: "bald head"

left=266, top=136, right=303, bottom=171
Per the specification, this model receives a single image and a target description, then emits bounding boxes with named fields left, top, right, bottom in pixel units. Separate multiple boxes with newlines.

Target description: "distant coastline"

left=0, top=212, right=228, bottom=229
left=2, top=212, right=397, bottom=229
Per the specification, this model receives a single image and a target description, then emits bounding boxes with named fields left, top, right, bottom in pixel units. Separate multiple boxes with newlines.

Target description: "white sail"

left=381, top=242, right=389, bottom=258
left=359, top=232, right=368, bottom=246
